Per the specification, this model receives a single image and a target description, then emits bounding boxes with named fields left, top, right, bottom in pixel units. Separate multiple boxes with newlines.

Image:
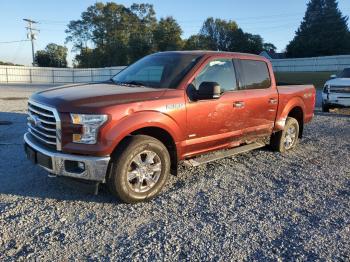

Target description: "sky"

left=0, top=0, right=349, bottom=66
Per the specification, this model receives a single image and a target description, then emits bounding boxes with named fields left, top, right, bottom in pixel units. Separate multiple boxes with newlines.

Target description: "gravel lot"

left=0, top=86, right=349, bottom=261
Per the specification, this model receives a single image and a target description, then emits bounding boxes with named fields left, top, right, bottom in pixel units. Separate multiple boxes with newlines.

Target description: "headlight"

left=70, top=114, right=108, bottom=144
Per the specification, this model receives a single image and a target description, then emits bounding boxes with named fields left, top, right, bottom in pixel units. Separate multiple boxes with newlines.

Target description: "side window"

left=125, top=65, right=164, bottom=82
left=195, top=59, right=237, bottom=92
left=239, top=60, right=271, bottom=90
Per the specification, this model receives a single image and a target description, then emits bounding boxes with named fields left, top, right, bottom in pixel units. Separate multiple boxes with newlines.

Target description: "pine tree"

left=286, top=0, right=350, bottom=58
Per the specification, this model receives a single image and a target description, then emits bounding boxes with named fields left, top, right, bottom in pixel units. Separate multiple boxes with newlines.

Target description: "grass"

left=274, top=71, right=335, bottom=89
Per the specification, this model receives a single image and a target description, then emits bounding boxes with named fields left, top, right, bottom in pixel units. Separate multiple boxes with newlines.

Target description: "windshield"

left=112, top=53, right=202, bottom=89
left=339, top=68, right=350, bottom=78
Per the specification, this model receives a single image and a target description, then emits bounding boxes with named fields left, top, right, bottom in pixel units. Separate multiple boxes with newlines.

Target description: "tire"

left=270, top=117, right=300, bottom=153
left=322, top=102, right=330, bottom=112
left=107, top=135, right=171, bottom=203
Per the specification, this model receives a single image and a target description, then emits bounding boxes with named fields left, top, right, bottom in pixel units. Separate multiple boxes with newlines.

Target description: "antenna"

left=23, top=19, right=39, bottom=66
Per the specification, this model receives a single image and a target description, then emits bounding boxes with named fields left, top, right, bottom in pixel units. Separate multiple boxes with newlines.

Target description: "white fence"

left=0, top=65, right=126, bottom=84
left=271, top=55, right=350, bottom=72
left=1, top=54, right=350, bottom=84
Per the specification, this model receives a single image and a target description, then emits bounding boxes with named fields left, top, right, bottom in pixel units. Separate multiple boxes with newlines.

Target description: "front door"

left=184, top=58, right=244, bottom=157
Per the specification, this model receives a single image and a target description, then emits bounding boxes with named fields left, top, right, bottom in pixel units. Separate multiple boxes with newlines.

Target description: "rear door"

left=234, top=59, right=278, bottom=139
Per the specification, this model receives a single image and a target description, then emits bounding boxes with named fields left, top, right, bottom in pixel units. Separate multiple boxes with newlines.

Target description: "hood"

left=325, top=78, right=350, bottom=86
left=31, top=82, right=166, bottom=112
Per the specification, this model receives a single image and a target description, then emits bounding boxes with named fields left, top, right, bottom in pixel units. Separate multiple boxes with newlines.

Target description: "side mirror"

left=197, top=82, right=221, bottom=100
left=330, top=74, right=337, bottom=79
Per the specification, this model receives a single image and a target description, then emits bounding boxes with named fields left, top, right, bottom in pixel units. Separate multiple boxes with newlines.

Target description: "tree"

left=286, top=0, right=350, bottom=57
left=0, top=61, right=23, bottom=66
left=263, top=43, right=277, bottom=52
left=184, top=17, right=265, bottom=54
left=66, top=2, right=157, bottom=67
left=153, top=17, right=183, bottom=51
left=35, top=43, right=68, bottom=67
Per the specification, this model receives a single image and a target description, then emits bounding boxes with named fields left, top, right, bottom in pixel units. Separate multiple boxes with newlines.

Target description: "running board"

left=183, top=142, right=266, bottom=167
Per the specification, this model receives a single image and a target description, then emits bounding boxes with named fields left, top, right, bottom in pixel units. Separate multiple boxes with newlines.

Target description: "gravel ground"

left=0, top=87, right=349, bottom=261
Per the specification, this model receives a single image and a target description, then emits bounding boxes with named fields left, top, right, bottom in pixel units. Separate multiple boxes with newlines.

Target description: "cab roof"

left=155, top=50, right=264, bottom=60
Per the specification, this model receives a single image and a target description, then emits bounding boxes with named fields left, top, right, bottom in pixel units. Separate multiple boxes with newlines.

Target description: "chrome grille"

left=27, top=100, right=61, bottom=150
left=330, top=86, right=350, bottom=94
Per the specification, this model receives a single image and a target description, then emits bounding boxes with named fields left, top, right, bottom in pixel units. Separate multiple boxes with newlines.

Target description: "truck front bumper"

left=24, top=133, right=110, bottom=182
left=322, top=92, right=350, bottom=107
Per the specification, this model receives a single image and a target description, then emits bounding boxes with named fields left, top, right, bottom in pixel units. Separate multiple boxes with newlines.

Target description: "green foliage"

left=183, top=17, right=266, bottom=54
left=67, top=2, right=161, bottom=67
left=0, top=61, right=23, bottom=66
left=66, top=3, right=272, bottom=67
left=263, top=43, right=277, bottom=52
left=35, top=43, right=68, bottom=67
left=287, top=0, right=350, bottom=57
left=153, top=17, right=183, bottom=51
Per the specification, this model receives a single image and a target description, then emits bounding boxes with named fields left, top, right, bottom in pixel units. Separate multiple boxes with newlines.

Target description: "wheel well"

left=288, top=107, right=304, bottom=138
left=130, top=127, right=178, bottom=172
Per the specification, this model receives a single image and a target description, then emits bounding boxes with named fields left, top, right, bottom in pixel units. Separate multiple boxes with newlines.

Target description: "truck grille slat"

left=27, top=123, right=56, bottom=138
left=27, top=112, right=56, bottom=125
left=330, top=86, right=350, bottom=94
left=28, top=128, right=57, bottom=145
left=27, top=101, right=61, bottom=150
left=27, top=121, right=56, bottom=132
left=28, top=105, right=55, bottom=118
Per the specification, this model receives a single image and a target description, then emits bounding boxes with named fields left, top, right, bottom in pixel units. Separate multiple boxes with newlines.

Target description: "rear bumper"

left=24, top=133, right=110, bottom=182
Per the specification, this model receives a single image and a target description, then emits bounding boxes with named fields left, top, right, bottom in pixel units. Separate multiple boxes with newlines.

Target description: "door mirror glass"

left=330, top=74, right=337, bottom=79
left=197, top=82, right=221, bottom=100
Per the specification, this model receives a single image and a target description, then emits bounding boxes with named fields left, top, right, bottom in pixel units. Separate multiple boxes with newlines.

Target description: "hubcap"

left=127, top=150, right=162, bottom=193
left=284, top=125, right=297, bottom=150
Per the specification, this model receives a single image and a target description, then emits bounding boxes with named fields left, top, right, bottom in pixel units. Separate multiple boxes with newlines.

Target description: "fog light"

left=78, top=162, right=85, bottom=170
left=64, top=160, right=86, bottom=174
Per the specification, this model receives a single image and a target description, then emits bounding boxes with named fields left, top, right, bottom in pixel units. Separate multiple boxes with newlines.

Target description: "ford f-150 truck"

left=24, top=51, right=315, bottom=203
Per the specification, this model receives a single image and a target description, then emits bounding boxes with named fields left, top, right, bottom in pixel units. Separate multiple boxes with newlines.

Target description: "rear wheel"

left=270, top=117, right=300, bottom=153
left=107, top=135, right=170, bottom=203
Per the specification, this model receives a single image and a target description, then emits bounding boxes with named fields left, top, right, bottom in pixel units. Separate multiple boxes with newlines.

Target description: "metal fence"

left=271, top=55, right=350, bottom=72
left=1, top=54, right=350, bottom=84
left=0, top=65, right=126, bottom=84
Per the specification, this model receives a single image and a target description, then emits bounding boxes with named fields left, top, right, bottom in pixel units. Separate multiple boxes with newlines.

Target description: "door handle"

left=233, top=101, right=245, bottom=108
left=269, top=98, right=278, bottom=104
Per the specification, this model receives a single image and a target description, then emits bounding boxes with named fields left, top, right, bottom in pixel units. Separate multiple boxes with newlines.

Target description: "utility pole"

left=23, top=19, right=39, bottom=66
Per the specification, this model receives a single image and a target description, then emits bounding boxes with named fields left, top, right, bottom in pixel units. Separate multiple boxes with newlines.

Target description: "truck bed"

left=276, top=84, right=316, bottom=125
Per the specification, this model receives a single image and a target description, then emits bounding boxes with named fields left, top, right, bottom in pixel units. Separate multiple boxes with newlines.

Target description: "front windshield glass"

left=112, top=53, right=202, bottom=89
left=339, top=68, right=350, bottom=78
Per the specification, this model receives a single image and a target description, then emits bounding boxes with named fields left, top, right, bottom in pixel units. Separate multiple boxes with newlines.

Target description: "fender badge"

left=166, top=103, right=184, bottom=110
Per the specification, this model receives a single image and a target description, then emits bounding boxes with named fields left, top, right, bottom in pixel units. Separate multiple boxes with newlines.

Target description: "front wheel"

left=270, top=117, right=300, bottom=153
left=107, top=135, right=171, bottom=203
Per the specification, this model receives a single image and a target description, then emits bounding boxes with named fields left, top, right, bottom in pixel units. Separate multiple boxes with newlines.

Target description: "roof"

left=155, top=50, right=264, bottom=60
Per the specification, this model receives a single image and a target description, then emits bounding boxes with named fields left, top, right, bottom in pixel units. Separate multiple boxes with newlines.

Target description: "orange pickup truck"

left=24, top=51, right=315, bottom=203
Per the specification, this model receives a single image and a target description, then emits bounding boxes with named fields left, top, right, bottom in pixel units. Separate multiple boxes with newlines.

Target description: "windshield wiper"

left=124, top=81, right=146, bottom=86
left=112, top=80, right=148, bottom=87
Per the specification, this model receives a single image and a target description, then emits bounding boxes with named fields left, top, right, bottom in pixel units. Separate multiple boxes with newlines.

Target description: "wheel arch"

left=287, top=106, right=304, bottom=138
left=107, top=112, right=183, bottom=173
left=275, top=97, right=305, bottom=138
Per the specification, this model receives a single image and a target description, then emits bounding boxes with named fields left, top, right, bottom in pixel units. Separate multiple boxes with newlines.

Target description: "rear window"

left=239, top=60, right=271, bottom=90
